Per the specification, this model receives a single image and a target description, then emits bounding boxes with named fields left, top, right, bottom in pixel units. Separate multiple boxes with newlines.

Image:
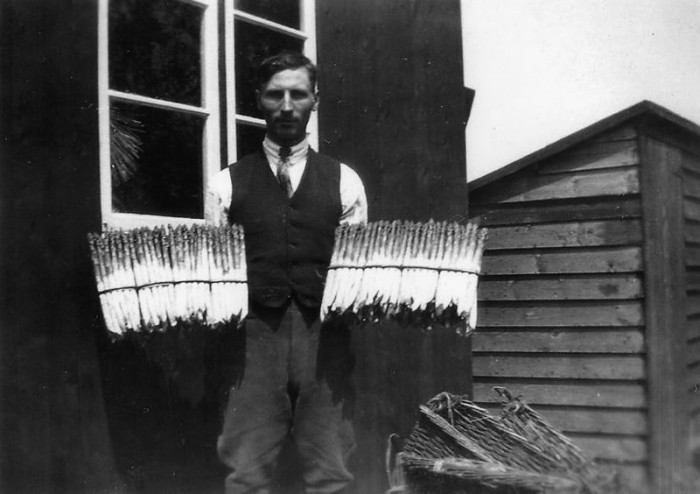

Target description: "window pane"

left=235, top=20, right=304, bottom=118
left=235, top=0, right=301, bottom=29
left=109, top=0, right=203, bottom=106
left=110, top=101, right=204, bottom=218
left=236, top=124, right=267, bottom=159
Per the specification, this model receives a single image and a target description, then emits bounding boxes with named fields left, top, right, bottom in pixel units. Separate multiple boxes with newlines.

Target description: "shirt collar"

left=262, top=136, right=309, bottom=164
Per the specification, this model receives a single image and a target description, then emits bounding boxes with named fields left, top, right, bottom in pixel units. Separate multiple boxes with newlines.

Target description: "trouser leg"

left=288, top=304, right=356, bottom=494
left=217, top=306, right=292, bottom=494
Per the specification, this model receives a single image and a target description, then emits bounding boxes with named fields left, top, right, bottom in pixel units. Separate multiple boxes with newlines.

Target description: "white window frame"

left=98, top=0, right=221, bottom=228
left=224, top=0, right=318, bottom=163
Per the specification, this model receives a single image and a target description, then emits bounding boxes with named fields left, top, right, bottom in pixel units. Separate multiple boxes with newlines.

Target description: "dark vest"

left=228, top=148, right=342, bottom=308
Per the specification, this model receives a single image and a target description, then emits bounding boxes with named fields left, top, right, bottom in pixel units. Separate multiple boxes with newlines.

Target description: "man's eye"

left=264, top=91, right=284, bottom=100
left=291, top=91, right=310, bottom=99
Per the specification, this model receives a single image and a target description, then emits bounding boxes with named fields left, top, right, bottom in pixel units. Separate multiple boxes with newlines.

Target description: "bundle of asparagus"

left=321, top=220, right=486, bottom=335
left=88, top=224, right=247, bottom=336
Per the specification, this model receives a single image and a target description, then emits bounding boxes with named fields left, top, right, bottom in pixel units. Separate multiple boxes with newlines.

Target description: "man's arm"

left=339, top=164, right=368, bottom=226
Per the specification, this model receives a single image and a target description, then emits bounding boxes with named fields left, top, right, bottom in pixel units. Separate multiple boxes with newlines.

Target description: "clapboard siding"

left=687, top=336, right=700, bottom=366
left=481, top=246, right=643, bottom=275
left=470, top=123, right=653, bottom=492
left=471, top=156, right=641, bottom=203
left=687, top=224, right=700, bottom=244
left=470, top=109, right=700, bottom=492
left=537, top=139, right=639, bottom=174
left=687, top=269, right=700, bottom=292
left=475, top=167, right=640, bottom=204
left=476, top=402, right=647, bottom=435
left=572, top=436, right=647, bottom=463
left=472, top=328, right=645, bottom=353
left=478, top=274, right=643, bottom=301
left=532, top=408, right=648, bottom=436
left=486, top=219, right=643, bottom=250
left=473, top=382, right=647, bottom=408
left=688, top=317, right=700, bottom=343
left=473, top=354, right=646, bottom=380
left=688, top=247, right=700, bottom=269
left=686, top=198, right=700, bottom=222
left=607, top=464, right=650, bottom=494
left=688, top=295, right=700, bottom=318
left=479, top=301, right=644, bottom=327
left=684, top=171, right=700, bottom=199
left=472, top=196, right=641, bottom=226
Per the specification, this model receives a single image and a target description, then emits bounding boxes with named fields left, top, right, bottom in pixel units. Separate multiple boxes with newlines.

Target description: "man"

left=207, top=51, right=367, bottom=494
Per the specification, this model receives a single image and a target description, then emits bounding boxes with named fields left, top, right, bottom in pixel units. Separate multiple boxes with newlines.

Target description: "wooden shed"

left=468, top=101, right=700, bottom=494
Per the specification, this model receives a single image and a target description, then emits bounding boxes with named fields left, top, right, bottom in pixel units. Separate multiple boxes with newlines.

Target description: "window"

left=226, top=0, right=318, bottom=160
left=99, top=0, right=317, bottom=227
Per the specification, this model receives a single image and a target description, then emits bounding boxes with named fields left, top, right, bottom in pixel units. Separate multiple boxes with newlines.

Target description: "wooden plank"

left=685, top=198, right=700, bottom=222
left=479, top=301, right=645, bottom=327
left=588, top=124, right=638, bottom=143
left=688, top=385, right=700, bottom=415
left=683, top=173, right=700, bottom=199
left=472, top=329, right=645, bottom=354
left=537, top=408, right=648, bottom=436
left=688, top=247, right=700, bottom=268
left=472, top=382, right=647, bottom=408
left=687, top=294, right=700, bottom=317
left=486, top=219, right=643, bottom=250
left=687, top=338, right=700, bottom=367
left=684, top=364, right=700, bottom=393
left=472, top=355, right=646, bottom=380
left=639, top=135, right=688, bottom=493
left=481, top=247, right=643, bottom=275
left=478, top=167, right=640, bottom=203
left=478, top=274, right=643, bottom=301
left=470, top=197, right=641, bottom=226
left=687, top=317, right=700, bottom=343
left=572, top=436, right=647, bottom=462
left=689, top=412, right=700, bottom=438
left=537, top=141, right=639, bottom=175
left=603, top=463, right=650, bottom=494
left=687, top=270, right=700, bottom=293
left=474, top=403, right=647, bottom=436
left=686, top=224, right=700, bottom=244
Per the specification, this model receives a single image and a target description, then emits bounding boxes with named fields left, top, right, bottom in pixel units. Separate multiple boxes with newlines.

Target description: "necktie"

left=276, top=147, right=293, bottom=198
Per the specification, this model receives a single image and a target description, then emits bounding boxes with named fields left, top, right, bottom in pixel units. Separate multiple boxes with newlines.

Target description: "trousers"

left=217, top=300, right=355, bottom=494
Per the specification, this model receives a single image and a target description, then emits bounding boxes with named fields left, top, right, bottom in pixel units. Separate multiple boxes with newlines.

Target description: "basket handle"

left=418, top=405, right=495, bottom=463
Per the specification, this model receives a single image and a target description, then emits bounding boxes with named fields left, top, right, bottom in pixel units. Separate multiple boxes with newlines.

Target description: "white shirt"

left=206, top=136, right=368, bottom=226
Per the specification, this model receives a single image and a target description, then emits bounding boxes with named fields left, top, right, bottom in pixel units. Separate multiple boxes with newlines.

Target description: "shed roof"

left=468, top=100, right=700, bottom=191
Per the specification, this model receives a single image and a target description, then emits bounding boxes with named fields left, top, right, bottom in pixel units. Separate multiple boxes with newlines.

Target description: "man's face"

left=257, top=68, right=318, bottom=147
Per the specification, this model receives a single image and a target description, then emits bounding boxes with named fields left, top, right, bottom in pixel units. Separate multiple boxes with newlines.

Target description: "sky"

left=461, top=0, right=700, bottom=181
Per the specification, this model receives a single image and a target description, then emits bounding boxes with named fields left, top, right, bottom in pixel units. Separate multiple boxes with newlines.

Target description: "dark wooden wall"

left=316, top=1, right=472, bottom=493
left=0, top=1, right=122, bottom=492
left=0, top=1, right=473, bottom=493
left=316, top=0, right=471, bottom=222
left=469, top=124, right=649, bottom=492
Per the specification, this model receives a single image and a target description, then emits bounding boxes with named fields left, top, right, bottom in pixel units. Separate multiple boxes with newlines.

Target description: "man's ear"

left=255, top=89, right=262, bottom=110
left=312, top=92, right=319, bottom=111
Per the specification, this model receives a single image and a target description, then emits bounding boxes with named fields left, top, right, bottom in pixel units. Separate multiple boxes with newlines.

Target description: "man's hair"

left=256, top=50, right=318, bottom=91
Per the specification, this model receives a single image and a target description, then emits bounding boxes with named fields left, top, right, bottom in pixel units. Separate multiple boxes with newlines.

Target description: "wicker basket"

left=398, top=389, right=615, bottom=494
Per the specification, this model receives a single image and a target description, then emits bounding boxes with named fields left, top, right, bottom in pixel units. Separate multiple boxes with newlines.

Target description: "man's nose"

left=281, top=92, right=294, bottom=112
